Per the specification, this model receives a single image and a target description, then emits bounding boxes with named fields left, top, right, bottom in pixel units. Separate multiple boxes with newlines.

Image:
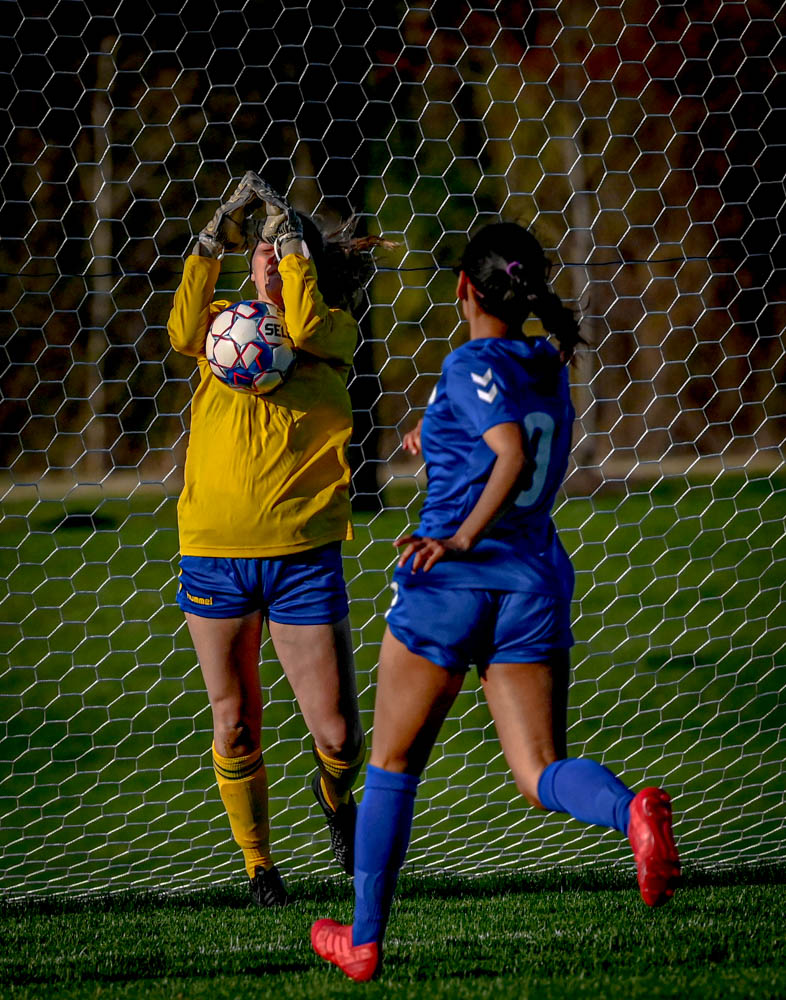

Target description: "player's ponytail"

left=527, top=284, right=584, bottom=365
left=300, top=213, right=396, bottom=314
left=459, top=222, right=584, bottom=364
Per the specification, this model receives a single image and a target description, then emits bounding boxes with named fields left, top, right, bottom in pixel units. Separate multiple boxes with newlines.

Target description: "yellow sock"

left=313, top=737, right=366, bottom=811
left=212, top=743, right=273, bottom=879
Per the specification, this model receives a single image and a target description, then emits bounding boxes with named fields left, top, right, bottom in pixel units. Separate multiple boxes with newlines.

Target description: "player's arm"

left=167, top=256, right=222, bottom=357
left=252, top=177, right=357, bottom=366
left=396, top=422, right=526, bottom=573
left=451, top=422, right=526, bottom=548
left=168, top=175, right=260, bottom=357
left=278, top=255, right=357, bottom=367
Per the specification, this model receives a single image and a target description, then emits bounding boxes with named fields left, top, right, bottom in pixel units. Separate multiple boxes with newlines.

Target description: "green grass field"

left=1, top=867, right=785, bottom=999
left=1, top=472, right=784, bottom=996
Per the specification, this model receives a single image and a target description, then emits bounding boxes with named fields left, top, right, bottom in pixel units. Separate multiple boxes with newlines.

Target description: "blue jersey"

left=398, top=336, right=575, bottom=599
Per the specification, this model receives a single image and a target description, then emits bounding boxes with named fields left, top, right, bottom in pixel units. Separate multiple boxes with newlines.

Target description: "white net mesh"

left=1, top=0, right=784, bottom=896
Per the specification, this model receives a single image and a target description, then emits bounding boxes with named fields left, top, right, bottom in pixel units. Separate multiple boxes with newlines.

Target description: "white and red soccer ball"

left=206, top=301, right=296, bottom=395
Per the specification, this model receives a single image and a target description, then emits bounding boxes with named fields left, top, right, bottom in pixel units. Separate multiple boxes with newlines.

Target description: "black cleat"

left=311, top=772, right=357, bottom=876
left=249, top=865, right=289, bottom=907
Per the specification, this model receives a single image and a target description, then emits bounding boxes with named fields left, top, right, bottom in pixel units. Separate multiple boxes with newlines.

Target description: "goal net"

left=1, top=0, right=784, bottom=897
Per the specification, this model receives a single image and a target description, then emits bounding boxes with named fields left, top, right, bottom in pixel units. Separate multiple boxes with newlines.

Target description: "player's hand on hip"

left=395, top=535, right=445, bottom=572
left=395, top=533, right=471, bottom=572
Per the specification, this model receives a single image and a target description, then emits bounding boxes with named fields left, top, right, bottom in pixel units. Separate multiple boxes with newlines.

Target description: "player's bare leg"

left=269, top=616, right=365, bottom=873
left=312, top=628, right=464, bottom=980
left=369, top=629, right=465, bottom=775
left=186, top=611, right=264, bottom=756
left=185, top=611, right=288, bottom=905
left=269, top=616, right=362, bottom=756
left=479, top=654, right=569, bottom=805
left=483, top=653, right=679, bottom=905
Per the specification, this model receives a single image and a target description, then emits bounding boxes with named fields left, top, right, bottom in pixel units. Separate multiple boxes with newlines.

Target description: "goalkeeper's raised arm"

left=167, top=172, right=259, bottom=356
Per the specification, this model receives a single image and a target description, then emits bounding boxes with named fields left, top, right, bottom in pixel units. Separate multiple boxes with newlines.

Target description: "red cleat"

left=311, top=919, right=381, bottom=982
left=628, top=787, right=681, bottom=907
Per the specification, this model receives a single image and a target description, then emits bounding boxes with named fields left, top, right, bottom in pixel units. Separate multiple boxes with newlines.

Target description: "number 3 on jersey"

left=514, top=411, right=555, bottom=509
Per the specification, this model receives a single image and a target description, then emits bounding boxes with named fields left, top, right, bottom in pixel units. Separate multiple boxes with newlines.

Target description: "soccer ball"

left=206, top=300, right=295, bottom=395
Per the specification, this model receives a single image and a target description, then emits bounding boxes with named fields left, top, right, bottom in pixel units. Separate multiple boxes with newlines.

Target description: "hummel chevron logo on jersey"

left=476, top=384, right=498, bottom=403
left=471, top=367, right=499, bottom=403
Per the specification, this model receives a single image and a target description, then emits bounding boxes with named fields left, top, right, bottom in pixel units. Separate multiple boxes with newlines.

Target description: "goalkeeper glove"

left=192, top=172, right=261, bottom=259
left=261, top=200, right=306, bottom=260
left=240, top=173, right=310, bottom=260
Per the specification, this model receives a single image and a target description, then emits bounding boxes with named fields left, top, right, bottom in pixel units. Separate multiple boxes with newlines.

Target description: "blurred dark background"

left=1, top=0, right=784, bottom=501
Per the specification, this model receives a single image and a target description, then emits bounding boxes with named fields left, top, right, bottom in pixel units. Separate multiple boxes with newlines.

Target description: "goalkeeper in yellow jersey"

left=167, top=172, right=385, bottom=905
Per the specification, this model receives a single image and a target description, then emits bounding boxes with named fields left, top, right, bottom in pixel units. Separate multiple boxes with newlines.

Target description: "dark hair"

left=299, top=213, right=395, bottom=314
left=459, top=222, right=584, bottom=363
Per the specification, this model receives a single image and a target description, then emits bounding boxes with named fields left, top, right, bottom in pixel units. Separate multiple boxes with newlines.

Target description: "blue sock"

left=352, top=765, right=420, bottom=946
left=537, top=758, right=634, bottom=835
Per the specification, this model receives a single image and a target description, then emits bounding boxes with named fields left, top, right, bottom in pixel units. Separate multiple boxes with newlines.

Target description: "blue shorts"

left=176, top=542, right=349, bottom=624
left=385, top=579, right=573, bottom=673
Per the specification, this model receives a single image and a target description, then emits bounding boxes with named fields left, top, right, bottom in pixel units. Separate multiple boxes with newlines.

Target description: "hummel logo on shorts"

left=186, top=591, right=213, bottom=606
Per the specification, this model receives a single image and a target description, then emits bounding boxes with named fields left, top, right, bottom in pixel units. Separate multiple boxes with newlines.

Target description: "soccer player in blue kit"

left=311, top=221, right=681, bottom=981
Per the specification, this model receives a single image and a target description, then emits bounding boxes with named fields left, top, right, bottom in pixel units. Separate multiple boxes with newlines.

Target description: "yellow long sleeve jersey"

left=167, top=253, right=357, bottom=557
